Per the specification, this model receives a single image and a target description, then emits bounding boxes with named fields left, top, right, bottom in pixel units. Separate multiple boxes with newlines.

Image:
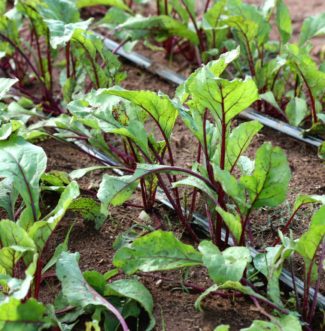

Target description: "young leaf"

left=226, top=120, right=263, bottom=171
left=76, top=0, right=130, bottom=11
left=295, top=206, right=325, bottom=266
left=107, top=89, right=178, bottom=138
left=105, top=279, right=155, bottom=330
left=0, top=77, right=18, bottom=99
left=186, top=68, right=259, bottom=124
left=0, top=178, right=17, bottom=220
left=285, top=97, right=308, bottom=127
left=275, top=0, right=292, bottom=43
left=240, top=143, right=291, bottom=209
left=299, top=13, right=325, bottom=46
left=37, top=0, right=92, bottom=48
left=115, top=15, right=199, bottom=45
left=215, top=207, right=242, bottom=243
left=113, top=230, right=202, bottom=274
left=28, top=181, right=80, bottom=252
left=198, top=241, right=250, bottom=285
left=319, top=142, right=325, bottom=160
left=292, top=194, right=325, bottom=215
left=56, top=252, right=130, bottom=331
left=0, top=297, right=45, bottom=323
left=254, top=245, right=293, bottom=305
left=0, top=136, right=47, bottom=223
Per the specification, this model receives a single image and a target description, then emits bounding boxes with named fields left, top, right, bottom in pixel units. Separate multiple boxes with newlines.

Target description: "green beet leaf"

left=285, top=97, right=308, bottom=127
left=299, top=12, right=325, bottom=46
left=292, top=194, right=325, bottom=215
left=0, top=136, right=47, bottom=224
left=0, top=178, right=17, bottom=220
left=68, top=197, right=107, bottom=229
left=98, top=174, right=138, bottom=215
left=240, top=143, right=291, bottom=209
left=275, top=0, right=292, bottom=43
left=186, top=66, right=259, bottom=125
left=76, top=0, right=130, bottom=11
left=215, top=207, right=242, bottom=243
left=198, top=241, right=250, bottom=285
left=113, top=230, right=202, bottom=274
left=295, top=205, right=325, bottom=268
left=241, top=314, right=302, bottom=331
left=28, top=181, right=79, bottom=253
left=105, top=279, right=155, bottom=330
left=56, top=252, right=131, bottom=331
left=254, top=245, right=293, bottom=305
left=37, top=0, right=92, bottom=48
left=225, top=120, right=263, bottom=171
left=115, top=15, right=198, bottom=45
left=0, top=297, right=45, bottom=322
left=0, top=78, right=18, bottom=100
left=106, top=89, right=178, bottom=139
left=319, top=142, right=325, bottom=160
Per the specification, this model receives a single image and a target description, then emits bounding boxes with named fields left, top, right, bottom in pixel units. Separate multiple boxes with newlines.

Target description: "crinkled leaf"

left=113, top=230, right=202, bottom=274
left=69, top=197, right=107, bottom=229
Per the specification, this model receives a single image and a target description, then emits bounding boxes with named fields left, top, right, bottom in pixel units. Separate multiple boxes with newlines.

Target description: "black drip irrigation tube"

left=104, top=38, right=323, bottom=148
left=72, top=139, right=325, bottom=309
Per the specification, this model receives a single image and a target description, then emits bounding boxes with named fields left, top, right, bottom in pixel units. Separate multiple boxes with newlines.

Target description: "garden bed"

left=37, top=62, right=324, bottom=330
left=0, top=1, right=324, bottom=330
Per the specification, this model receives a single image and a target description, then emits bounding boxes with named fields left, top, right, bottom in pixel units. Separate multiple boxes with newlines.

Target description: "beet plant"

left=84, top=49, right=291, bottom=247
left=112, top=199, right=325, bottom=329
left=0, top=0, right=124, bottom=114
left=102, top=0, right=325, bottom=132
left=0, top=135, right=154, bottom=330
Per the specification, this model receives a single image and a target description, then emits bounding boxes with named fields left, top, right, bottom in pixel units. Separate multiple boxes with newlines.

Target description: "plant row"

left=0, top=0, right=324, bottom=330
